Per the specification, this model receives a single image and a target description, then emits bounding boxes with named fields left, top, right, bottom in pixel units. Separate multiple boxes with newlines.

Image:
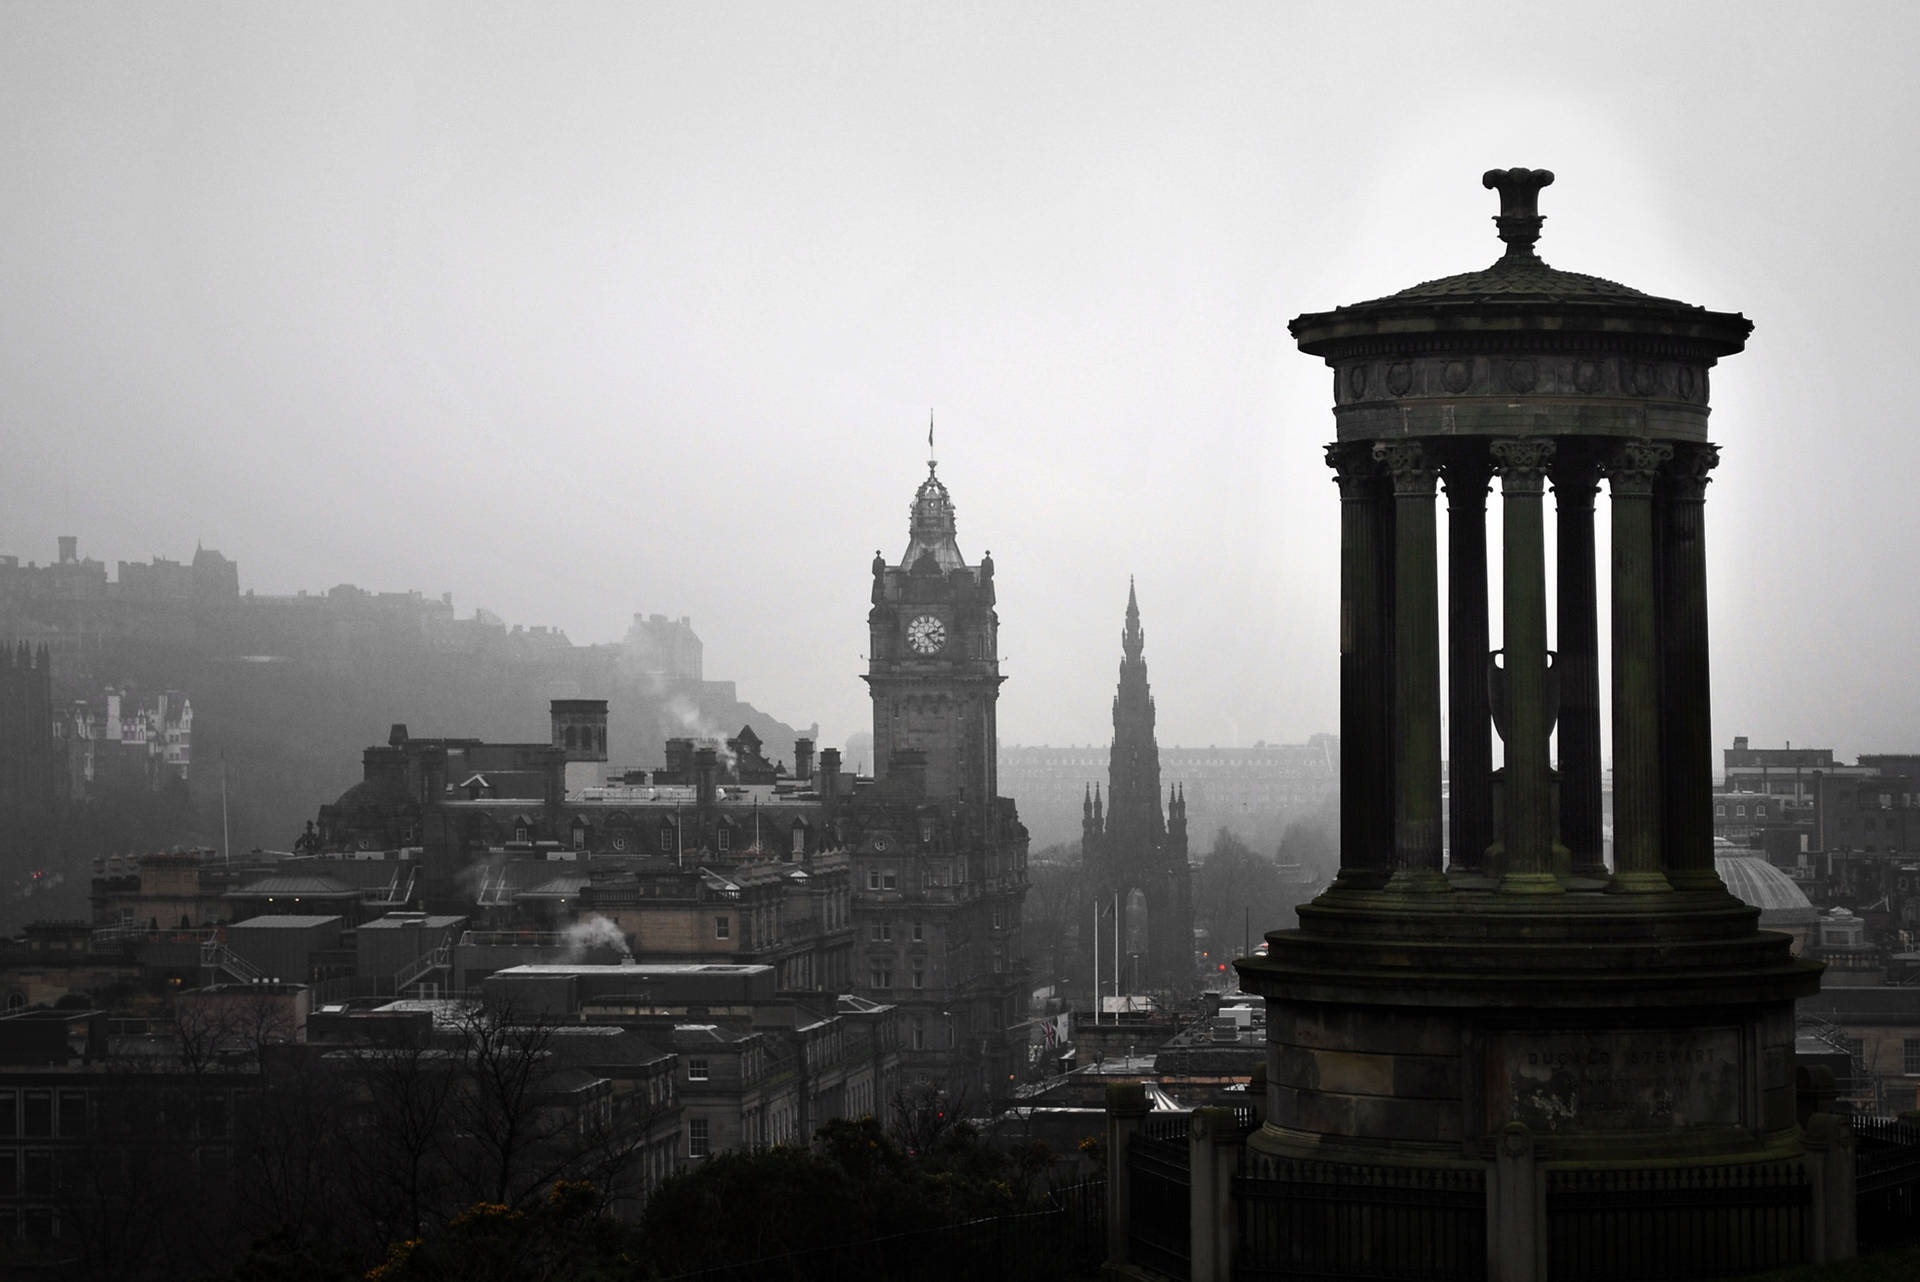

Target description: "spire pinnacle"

left=1122, top=579, right=1145, bottom=660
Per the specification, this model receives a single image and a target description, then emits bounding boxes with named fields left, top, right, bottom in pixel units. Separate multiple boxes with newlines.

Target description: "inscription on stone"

left=1492, top=1027, right=1742, bottom=1133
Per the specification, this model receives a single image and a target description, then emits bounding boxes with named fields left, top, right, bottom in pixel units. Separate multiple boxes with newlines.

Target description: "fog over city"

left=4, top=2, right=1917, bottom=761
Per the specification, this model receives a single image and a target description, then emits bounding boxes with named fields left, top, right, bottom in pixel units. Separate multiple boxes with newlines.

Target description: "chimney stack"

left=695, top=747, right=718, bottom=810
left=658, top=738, right=695, bottom=784
left=820, top=749, right=842, bottom=811
left=795, top=737, right=815, bottom=785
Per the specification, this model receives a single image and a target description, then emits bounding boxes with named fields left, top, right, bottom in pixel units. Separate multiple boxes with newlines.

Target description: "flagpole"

left=1091, top=897, right=1099, bottom=1026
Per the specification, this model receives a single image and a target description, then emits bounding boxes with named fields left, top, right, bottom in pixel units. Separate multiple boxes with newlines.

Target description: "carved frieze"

left=1331, top=353, right=1712, bottom=407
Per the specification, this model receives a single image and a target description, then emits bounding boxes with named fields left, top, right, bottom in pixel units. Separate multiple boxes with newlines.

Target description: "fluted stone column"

left=1553, top=452, right=1606, bottom=881
left=1492, top=439, right=1560, bottom=893
left=1329, top=444, right=1392, bottom=889
left=1444, top=448, right=1494, bottom=877
left=1375, top=441, right=1446, bottom=890
left=1659, top=443, right=1722, bottom=892
left=1604, top=440, right=1672, bottom=893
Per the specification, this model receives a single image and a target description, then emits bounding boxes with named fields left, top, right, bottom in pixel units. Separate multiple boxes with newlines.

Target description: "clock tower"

left=855, top=456, right=1027, bottom=1103
left=864, top=461, right=1001, bottom=811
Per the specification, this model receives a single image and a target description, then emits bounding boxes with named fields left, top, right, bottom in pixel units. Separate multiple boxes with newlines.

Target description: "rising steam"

left=563, top=913, right=633, bottom=962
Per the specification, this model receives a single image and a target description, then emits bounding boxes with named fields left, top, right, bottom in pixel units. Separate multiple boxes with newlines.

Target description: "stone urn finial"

left=1482, top=167, right=1555, bottom=257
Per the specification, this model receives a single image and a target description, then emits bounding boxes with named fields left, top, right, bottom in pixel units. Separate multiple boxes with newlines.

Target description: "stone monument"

left=1233, top=169, right=1834, bottom=1280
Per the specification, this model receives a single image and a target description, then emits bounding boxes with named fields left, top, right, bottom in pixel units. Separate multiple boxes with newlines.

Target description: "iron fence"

left=1855, top=1114, right=1920, bottom=1253
left=1544, top=1160, right=1810, bottom=1282
left=1128, top=1132, right=1192, bottom=1281
left=1231, top=1150, right=1485, bottom=1282
left=655, top=1181, right=1108, bottom=1282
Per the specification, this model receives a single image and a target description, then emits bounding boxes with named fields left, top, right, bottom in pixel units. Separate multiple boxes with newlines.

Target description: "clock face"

left=906, top=614, right=947, bottom=655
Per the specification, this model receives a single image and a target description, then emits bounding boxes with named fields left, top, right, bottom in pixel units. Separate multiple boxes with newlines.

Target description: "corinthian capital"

left=1600, top=439, right=1674, bottom=498
left=1490, top=438, right=1555, bottom=494
left=1325, top=442, right=1381, bottom=499
left=1663, top=442, right=1721, bottom=499
left=1372, top=440, right=1437, bottom=496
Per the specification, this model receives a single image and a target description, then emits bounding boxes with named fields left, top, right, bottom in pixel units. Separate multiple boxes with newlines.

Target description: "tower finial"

left=928, top=408, right=936, bottom=472
left=1481, top=167, right=1555, bottom=259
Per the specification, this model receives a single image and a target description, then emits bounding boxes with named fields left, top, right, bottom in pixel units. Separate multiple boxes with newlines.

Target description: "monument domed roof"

left=1291, top=167, right=1752, bottom=357
left=1376, top=252, right=1670, bottom=306
left=1713, top=854, right=1817, bottom=928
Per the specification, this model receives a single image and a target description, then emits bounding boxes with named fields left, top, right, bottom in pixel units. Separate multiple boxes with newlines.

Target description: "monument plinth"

left=1238, top=169, right=1823, bottom=1174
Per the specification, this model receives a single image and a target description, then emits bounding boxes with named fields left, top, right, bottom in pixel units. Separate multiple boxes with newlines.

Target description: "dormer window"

left=716, top=825, right=732, bottom=853
left=659, top=822, right=676, bottom=854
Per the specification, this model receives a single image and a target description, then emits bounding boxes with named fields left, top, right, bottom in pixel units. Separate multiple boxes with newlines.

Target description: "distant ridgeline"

left=0, top=537, right=809, bottom=858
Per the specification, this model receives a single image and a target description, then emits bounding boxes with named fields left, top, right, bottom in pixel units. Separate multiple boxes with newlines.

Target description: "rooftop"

left=1713, top=855, right=1818, bottom=927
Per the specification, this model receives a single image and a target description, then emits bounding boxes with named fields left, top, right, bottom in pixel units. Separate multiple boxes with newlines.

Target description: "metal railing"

left=459, top=929, right=566, bottom=949
left=1543, top=1161, right=1810, bottom=1282
left=394, top=944, right=451, bottom=993
left=1128, top=1131, right=1191, bottom=1281
left=1233, top=1150, right=1485, bottom=1282
left=1855, top=1114, right=1920, bottom=1253
left=198, top=939, right=266, bottom=982
left=653, top=1180, right=1108, bottom=1282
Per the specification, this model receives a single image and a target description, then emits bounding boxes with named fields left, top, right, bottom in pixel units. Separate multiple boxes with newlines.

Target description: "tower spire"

left=1122, top=578, right=1144, bottom=660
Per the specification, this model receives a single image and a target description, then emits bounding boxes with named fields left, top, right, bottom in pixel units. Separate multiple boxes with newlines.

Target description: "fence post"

left=1488, top=1121, right=1539, bottom=1282
left=1188, top=1106, right=1240, bottom=1282
left=1802, top=1112, right=1857, bottom=1262
left=1105, top=1081, right=1150, bottom=1270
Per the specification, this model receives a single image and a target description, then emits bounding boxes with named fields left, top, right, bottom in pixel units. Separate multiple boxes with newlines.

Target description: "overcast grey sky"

left=4, top=2, right=1918, bottom=761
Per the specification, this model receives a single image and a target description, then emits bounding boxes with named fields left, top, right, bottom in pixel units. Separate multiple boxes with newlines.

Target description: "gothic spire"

left=1123, top=577, right=1144, bottom=659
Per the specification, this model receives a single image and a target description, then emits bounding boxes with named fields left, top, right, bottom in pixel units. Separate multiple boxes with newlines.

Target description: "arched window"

left=565, top=726, right=578, bottom=749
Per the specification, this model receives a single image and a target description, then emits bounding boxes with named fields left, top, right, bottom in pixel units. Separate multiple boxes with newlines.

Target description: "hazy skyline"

left=5, top=3, right=1919, bottom=761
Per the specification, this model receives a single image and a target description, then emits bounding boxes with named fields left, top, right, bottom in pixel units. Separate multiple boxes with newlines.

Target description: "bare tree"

left=335, top=1036, right=464, bottom=1249
left=441, top=1000, right=641, bottom=1214
left=888, top=1077, right=971, bottom=1156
